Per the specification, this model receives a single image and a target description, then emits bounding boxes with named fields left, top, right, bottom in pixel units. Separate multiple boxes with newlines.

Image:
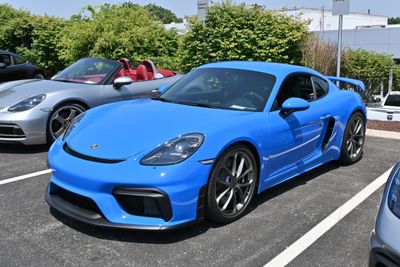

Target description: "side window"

left=274, top=75, right=313, bottom=109
left=0, top=54, right=11, bottom=66
left=13, top=55, right=27, bottom=65
left=312, top=76, right=329, bottom=99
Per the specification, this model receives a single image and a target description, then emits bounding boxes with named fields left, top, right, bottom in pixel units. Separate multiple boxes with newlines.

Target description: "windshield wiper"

left=151, top=96, right=174, bottom=102
left=151, top=98, right=254, bottom=111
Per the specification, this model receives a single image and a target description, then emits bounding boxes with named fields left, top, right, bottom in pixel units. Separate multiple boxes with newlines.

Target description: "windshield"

left=52, top=58, right=121, bottom=85
left=389, top=167, right=400, bottom=219
left=159, top=68, right=276, bottom=111
left=385, top=94, right=400, bottom=107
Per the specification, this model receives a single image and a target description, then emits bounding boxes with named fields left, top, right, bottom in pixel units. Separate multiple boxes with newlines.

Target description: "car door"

left=11, top=55, right=30, bottom=79
left=0, top=54, right=14, bottom=82
left=266, top=74, right=328, bottom=182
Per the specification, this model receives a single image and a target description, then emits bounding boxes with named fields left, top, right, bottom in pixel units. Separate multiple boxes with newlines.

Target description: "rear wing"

left=325, top=76, right=366, bottom=91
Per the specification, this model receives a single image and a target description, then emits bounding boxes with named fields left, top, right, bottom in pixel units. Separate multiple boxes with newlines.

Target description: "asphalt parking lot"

left=0, top=136, right=398, bottom=267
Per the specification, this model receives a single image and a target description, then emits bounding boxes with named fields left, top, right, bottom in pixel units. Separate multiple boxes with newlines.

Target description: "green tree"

left=388, top=17, right=400, bottom=24
left=342, top=49, right=395, bottom=96
left=0, top=5, right=35, bottom=51
left=178, top=1, right=309, bottom=72
left=393, top=65, right=400, bottom=91
left=144, top=3, right=183, bottom=24
left=58, top=5, right=179, bottom=69
left=17, top=16, right=68, bottom=74
left=0, top=5, right=68, bottom=74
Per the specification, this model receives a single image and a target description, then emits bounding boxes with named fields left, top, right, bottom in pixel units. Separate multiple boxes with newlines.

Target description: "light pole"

left=332, top=0, right=350, bottom=78
left=337, top=14, right=343, bottom=77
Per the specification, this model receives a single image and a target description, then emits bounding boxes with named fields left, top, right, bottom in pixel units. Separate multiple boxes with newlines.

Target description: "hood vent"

left=63, top=143, right=125, bottom=164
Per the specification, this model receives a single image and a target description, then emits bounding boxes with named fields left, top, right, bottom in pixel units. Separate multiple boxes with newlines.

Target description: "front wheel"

left=47, top=103, right=86, bottom=144
left=206, top=144, right=258, bottom=224
left=339, top=112, right=365, bottom=164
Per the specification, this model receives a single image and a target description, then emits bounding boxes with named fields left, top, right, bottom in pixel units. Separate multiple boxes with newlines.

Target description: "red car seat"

left=136, top=64, right=149, bottom=81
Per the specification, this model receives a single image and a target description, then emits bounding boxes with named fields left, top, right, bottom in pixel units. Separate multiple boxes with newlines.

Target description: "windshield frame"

left=158, top=67, right=277, bottom=112
left=52, top=58, right=122, bottom=85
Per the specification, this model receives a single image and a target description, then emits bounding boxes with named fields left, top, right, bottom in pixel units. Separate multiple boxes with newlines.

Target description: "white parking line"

left=264, top=166, right=393, bottom=267
left=0, top=169, right=51, bottom=186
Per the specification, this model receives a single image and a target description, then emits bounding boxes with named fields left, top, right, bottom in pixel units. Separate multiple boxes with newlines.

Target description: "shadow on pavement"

left=0, top=143, right=49, bottom=154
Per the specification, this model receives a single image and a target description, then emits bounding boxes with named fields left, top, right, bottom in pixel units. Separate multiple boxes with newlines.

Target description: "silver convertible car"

left=370, top=162, right=400, bottom=266
left=0, top=57, right=182, bottom=145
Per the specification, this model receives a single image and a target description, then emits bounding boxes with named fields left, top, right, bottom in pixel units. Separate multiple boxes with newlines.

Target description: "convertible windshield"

left=159, top=68, right=276, bottom=111
left=52, top=58, right=121, bottom=85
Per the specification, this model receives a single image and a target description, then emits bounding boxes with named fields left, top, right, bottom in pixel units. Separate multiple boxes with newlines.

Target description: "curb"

left=366, top=129, right=400, bottom=140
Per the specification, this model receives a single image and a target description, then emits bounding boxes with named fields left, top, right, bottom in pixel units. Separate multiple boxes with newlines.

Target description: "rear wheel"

left=33, top=72, right=45, bottom=79
left=339, top=112, right=365, bottom=164
left=47, top=103, right=85, bottom=144
left=206, top=144, right=258, bottom=223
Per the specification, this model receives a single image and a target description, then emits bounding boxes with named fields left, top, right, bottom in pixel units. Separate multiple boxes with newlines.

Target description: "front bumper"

left=46, top=139, right=212, bottom=230
left=0, top=108, right=48, bottom=145
left=369, top=231, right=400, bottom=267
left=46, top=184, right=205, bottom=231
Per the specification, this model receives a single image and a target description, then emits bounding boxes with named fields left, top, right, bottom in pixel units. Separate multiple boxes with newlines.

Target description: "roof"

left=0, top=50, right=19, bottom=56
left=199, top=61, right=320, bottom=77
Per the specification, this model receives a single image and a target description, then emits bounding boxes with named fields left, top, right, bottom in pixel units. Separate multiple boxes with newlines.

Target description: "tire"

left=206, top=144, right=258, bottom=224
left=46, top=102, right=86, bottom=144
left=339, top=111, right=366, bottom=165
left=33, top=72, right=45, bottom=79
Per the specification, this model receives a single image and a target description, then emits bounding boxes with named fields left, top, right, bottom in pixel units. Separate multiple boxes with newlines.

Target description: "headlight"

left=62, top=112, right=85, bottom=141
left=8, top=94, right=46, bottom=112
left=388, top=167, right=400, bottom=219
left=140, top=133, right=204, bottom=166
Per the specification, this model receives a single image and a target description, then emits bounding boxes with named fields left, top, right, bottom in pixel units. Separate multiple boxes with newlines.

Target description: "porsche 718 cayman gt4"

left=46, top=61, right=367, bottom=230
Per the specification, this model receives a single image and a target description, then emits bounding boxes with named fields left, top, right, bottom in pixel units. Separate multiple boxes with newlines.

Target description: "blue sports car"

left=46, top=61, right=366, bottom=230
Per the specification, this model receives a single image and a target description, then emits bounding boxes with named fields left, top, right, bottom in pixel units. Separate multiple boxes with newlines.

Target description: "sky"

left=0, top=0, right=399, bottom=18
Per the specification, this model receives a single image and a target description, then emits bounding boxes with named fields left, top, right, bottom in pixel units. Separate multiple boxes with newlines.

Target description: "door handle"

left=320, top=114, right=331, bottom=120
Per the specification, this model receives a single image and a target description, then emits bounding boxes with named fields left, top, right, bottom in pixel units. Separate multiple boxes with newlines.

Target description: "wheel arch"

left=45, top=99, right=90, bottom=143
left=51, top=98, right=91, bottom=113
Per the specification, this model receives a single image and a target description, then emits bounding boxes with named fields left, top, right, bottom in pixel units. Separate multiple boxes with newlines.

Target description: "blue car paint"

left=47, top=61, right=366, bottom=229
left=325, top=76, right=366, bottom=91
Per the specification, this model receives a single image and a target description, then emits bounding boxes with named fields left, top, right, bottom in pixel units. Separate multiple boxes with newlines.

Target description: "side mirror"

left=0, top=63, right=7, bottom=69
left=374, top=97, right=381, bottom=103
left=280, top=97, right=310, bottom=117
left=113, top=76, right=133, bottom=88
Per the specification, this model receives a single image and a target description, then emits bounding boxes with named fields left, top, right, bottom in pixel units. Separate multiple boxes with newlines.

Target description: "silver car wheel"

left=346, top=116, right=364, bottom=160
left=215, top=151, right=256, bottom=217
left=49, top=105, right=85, bottom=140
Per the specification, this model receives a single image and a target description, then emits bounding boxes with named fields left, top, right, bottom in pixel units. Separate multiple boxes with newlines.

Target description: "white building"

left=281, top=7, right=388, bottom=31
left=164, top=20, right=188, bottom=35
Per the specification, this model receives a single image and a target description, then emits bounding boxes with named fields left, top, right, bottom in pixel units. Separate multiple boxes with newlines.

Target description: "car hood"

left=0, top=79, right=89, bottom=110
left=67, top=99, right=257, bottom=160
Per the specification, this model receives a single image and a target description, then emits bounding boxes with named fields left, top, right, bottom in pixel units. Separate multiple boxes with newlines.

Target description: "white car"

left=367, top=92, right=400, bottom=121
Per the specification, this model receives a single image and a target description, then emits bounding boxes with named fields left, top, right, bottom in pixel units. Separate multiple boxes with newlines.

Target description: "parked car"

left=0, top=50, right=45, bottom=82
left=370, top=162, right=400, bottom=266
left=46, top=61, right=367, bottom=230
left=0, top=57, right=181, bottom=145
left=367, top=91, right=400, bottom=121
